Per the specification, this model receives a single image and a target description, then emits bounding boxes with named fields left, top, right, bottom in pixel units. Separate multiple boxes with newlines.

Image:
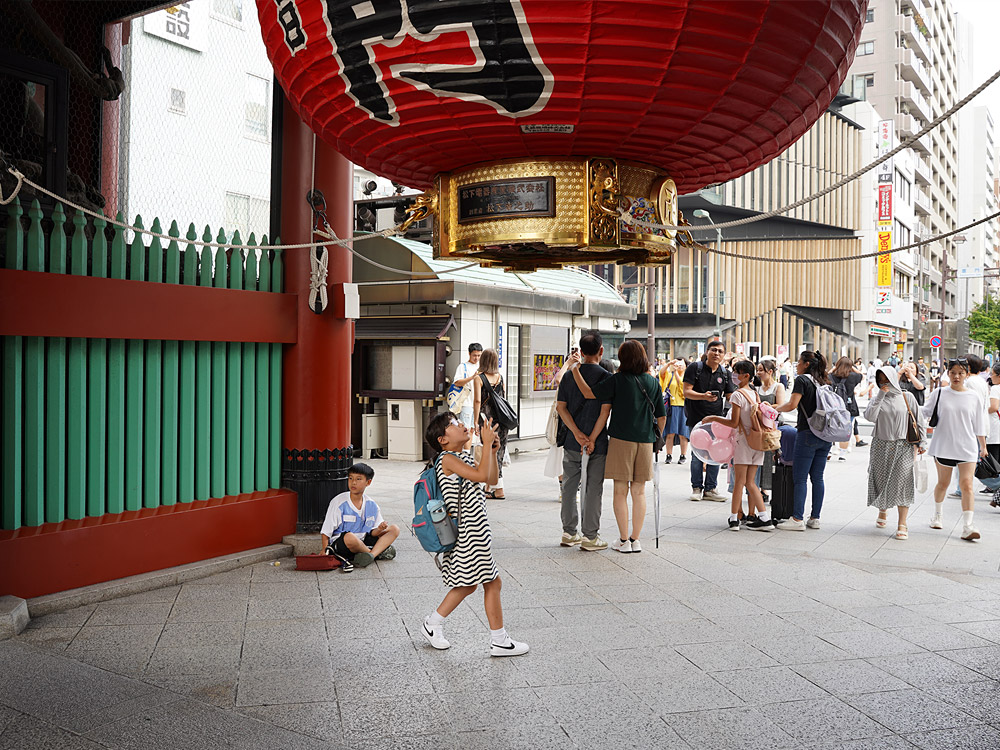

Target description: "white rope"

left=620, top=64, right=1000, bottom=233
left=308, top=246, right=329, bottom=312
left=313, top=226, right=481, bottom=277
left=0, top=168, right=23, bottom=206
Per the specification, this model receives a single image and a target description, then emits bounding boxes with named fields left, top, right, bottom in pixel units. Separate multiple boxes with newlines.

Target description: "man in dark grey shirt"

left=556, top=331, right=612, bottom=551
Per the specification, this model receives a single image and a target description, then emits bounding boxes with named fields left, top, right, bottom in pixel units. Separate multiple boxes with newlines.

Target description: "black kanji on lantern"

left=323, top=0, right=550, bottom=124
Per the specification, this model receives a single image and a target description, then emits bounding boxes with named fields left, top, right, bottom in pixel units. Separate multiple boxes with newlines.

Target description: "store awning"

left=354, top=314, right=456, bottom=341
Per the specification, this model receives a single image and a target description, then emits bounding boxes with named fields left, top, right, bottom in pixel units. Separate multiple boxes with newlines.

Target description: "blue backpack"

left=412, top=454, right=459, bottom=565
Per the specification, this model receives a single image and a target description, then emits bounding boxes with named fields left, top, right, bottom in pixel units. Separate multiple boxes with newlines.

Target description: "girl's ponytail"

left=800, top=351, right=829, bottom=385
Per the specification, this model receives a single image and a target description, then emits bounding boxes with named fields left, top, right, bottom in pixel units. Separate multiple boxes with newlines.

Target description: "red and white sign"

left=877, top=184, right=893, bottom=227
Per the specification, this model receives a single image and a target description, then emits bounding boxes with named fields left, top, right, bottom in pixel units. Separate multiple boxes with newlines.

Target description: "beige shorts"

left=605, top=437, right=654, bottom=483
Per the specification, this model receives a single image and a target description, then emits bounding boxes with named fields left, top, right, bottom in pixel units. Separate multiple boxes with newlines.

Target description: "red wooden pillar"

left=279, top=97, right=354, bottom=531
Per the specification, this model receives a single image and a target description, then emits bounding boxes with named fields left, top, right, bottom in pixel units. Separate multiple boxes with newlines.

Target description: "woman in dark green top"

left=571, top=340, right=666, bottom=553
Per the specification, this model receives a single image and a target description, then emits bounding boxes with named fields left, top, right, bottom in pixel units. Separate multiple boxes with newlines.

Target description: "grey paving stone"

left=14, top=626, right=79, bottom=652
left=667, top=704, right=797, bottom=749
left=596, top=645, right=699, bottom=682
left=174, top=582, right=250, bottom=602
left=0, top=714, right=108, bottom=750
left=634, top=672, right=745, bottom=714
left=807, top=739, right=917, bottom=750
left=564, top=717, right=691, bottom=750
left=887, top=624, right=994, bottom=651
left=86, top=601, right=173, bottom=627
left=616, top=598, right=703, bottom=623
left=903, top=724, right=1000, bottom=750
left=904, top=602, right=997, bottom=624
left=0, top=704, right=19, bottom=735
left=236, top=666, right=337, bottom=707
left=819, top=628, right=928, bottom=659
left=141, top=671, right=238, bottom=707
left=508, top=652, right=614, bottom=687
left=921, top=680, right=1000, bottom=721
left=535, top=682, right=658, bottom=726
left=167, top=598, right=248, bottom=623
left=237, top=702, right=343, bottom=743
left=249, top=580, right=320, bottom=599
left=338, top=693, right=453, bottom=740
left=845, top=606, right=937, bottom=630
left=186, top=567, right=252, bottom=586
left=346, top=732, right=459, bottom=750
left=23, top=605, right=96, bottom=630
left=952, top=619, right=1000, bottom=644
left=754, top=634, right=854, bottom=665
left=437, top=687, right=558, bottom=732
left=57, top=688, right=180, bottom=734
left=146, top=643, right=242, bottom=676
left=72, top=643, right=156, bottom=677
left=780, top=607, right=870, bottom=634
left=111, top=586, right=182, bottom=605
left=241, top=639, right=331, bottom=672
left=332, top=660, right=434, bottom=699
left=768, top=697, right=895, bottom=743
left=588, top=583, right=670, bottom=603
left=674, top=640, right=780, bottom=672
left=791, top=660, right=912, bottom=695
left=844, top=688, right=981, bottom=733
left=936, top=646, right=1000, bottom=679
left=66, top=623, right=163, bottom=653
left=248, top=596, right=324, bottom=620
left=711, top=666, right=831, bottom=704
left=243, top=617, right=327, bottom=645
left=155, top=621, right=245, bottom=649
left=866, top=651, right=991, bottom=688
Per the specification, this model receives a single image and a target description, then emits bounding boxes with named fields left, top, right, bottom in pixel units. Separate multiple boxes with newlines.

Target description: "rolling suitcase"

left=770, top=463, right=795, bottom=520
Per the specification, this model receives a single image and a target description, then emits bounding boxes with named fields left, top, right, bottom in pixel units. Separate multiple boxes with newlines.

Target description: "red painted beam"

left=0, top=490, right=298, bottom=599
left=0, top=269, right=297, bottom=343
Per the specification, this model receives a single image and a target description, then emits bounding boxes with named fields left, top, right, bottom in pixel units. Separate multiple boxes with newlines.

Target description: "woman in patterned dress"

left=755, top=359, right=787, bottom=501
left=864, top=366, right=927, bottom=540
left=472, top=348, right=508, bottom=499
left=419, top=411, right=528, bottom=657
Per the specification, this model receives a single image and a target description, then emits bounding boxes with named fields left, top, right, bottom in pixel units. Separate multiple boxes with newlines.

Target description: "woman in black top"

left=829, top=357, right=863, bottom=460
left=898, top=361, right=926, bottom=407
left=773, top=351, right=832, bottom=530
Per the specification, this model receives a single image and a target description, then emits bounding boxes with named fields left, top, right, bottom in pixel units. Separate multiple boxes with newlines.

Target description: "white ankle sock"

left=933, top=501, right=944, bottom=518
left=963, top=510, right=974, bottom=527
left=427, top=611, right=445, bottom=628
left=490, top=627, right=510, bottom=645
left=729, top=514, right=738, bottom=522
left=757, top=511, right=771, bottom=522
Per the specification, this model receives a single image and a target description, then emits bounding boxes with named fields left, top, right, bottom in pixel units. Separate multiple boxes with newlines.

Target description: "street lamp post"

left=692, top=209, right=723, bottom=338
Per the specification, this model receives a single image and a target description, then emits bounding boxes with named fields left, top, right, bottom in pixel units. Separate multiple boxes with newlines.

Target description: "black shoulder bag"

left=480, top=373, right=519, bottom=431
left=928, top=388, right=941, bottom=429
left=635, top=375, right=666, bottom=452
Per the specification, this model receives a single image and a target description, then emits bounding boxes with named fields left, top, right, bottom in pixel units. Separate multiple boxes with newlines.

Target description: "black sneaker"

left=678, top=455, right=687, bottom=465
left=728, top=518, right=740, bottom=531
left=664, top=455, right=672, bottom=464
left=746, top=516, right=775, bottom=532
left=330, top=551, right=354, bottom=572
left=855, top=440, right=868, bottom=447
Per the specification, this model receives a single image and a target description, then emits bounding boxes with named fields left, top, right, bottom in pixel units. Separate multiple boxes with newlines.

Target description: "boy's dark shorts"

left=331, top=532, right=378, bottom=560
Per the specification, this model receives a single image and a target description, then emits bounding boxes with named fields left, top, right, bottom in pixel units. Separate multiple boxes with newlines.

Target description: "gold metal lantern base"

left=418, top=157, right=693, bottom=272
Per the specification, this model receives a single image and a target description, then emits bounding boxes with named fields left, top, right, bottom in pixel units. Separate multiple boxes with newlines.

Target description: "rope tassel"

left=308, top=246, right=329, bottom=314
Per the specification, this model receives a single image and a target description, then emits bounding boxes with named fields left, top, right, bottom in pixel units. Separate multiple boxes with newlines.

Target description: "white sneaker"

left=930, top=515, right=943, bottom=530
left=422, top=618, right=450, bottom=650
left=490, top=638, right=529, bottom=657
left=777, top=518, right=806, bottom=531
left=702, top=489, right=727, bottom=502
left=629, top=539, right=642, bottom=553
left=689, top=489, right=703, bottom=502
left=961, top=525, right=981, bottom=541
left=611, top=538, right=632, bottom=553
left=806, top=518, right=821, bottom=529
left=580, top=535, right=609, bottom=552
left=560, top=532, right=583, bottom=547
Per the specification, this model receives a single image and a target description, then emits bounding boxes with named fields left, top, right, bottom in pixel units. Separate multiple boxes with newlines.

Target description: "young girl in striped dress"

left=420, top=411, right=529, bottom=656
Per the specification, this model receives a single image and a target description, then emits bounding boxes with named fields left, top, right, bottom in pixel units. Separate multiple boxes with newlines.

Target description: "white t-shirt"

left=966, top=375, right=990, bottom=419
left=989, top=384, right=1000, bottom=445
left=320, top=492, right=384, bottom=540
left=453, top=361, right=477, bottom=415
left=922, top=387, right=988, bottom=463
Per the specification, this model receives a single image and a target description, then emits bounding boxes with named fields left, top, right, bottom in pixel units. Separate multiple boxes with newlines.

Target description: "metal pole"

left=646, top=266, right=656, bottom=365
left=714, top=228, right=722, bottom=337
left=941, top=244, right=948, bottom=358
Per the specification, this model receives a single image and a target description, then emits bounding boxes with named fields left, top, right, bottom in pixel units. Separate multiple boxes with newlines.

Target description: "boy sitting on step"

left=320, top=463, right=399, bottom=572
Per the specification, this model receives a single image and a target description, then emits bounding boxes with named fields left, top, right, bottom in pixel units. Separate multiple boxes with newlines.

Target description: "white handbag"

left=913, top=452, right=929, bottom=495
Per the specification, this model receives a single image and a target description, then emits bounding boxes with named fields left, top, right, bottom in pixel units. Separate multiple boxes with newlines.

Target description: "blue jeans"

left=691, top=453, right=719, bottom=491
left=792, top=429, right=831, bottom=520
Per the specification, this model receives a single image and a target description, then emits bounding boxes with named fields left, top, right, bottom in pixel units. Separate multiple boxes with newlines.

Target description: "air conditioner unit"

left=362, top=414, right=388, bottom=458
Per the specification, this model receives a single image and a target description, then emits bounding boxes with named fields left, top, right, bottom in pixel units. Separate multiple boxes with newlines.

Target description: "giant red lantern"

left=258, top=0, right=867, bottom=269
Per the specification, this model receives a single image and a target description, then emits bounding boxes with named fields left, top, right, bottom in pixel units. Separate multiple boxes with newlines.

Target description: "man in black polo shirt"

left=683, top=340, right=735, bottom=501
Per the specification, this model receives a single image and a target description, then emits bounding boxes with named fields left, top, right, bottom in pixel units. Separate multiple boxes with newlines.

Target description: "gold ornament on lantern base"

left=404, top=157, right=694, bottom=272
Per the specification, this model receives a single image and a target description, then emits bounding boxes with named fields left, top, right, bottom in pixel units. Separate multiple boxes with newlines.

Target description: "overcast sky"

left=952, top=0, right=1000, bottom=122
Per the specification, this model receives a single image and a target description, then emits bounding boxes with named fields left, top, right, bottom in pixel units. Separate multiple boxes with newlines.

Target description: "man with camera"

left=683, top=340, right=735, bottom=501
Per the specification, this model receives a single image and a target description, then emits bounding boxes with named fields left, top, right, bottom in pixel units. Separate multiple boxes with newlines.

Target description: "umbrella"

left=653, top=450, right=662, bottom=548
left=580, top=449, right=589, bottom=514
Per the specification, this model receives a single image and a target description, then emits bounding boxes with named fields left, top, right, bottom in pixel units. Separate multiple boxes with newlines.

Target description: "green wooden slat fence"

left=0, top=199, right=285, bottom=531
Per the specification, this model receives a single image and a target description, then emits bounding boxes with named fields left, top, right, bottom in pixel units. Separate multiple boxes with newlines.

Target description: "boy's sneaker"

left=728, top=518, right=740, bottom=531
left=777, top=518, right=806, bottom=531
left=422, top=618, right=450, bottom=650
left=678, top=455, right=687, bottom=465
left=746, top=516, right=774, bottom=532
left=330, top=551, right=353, bottom=572
left=664, top=454, right=672, bottom=464
left=689, top=488, right=703, bottom=502
left=490, top=638, right=529, bottom=657
left=580, top=535, right=608, bottom=551
left=806, top=518, right=821, bottom=529
left=930, top=515, right=944, bottom=529
left=961, top=525, right=981, bottom=541
left=611, top=538, right=632, bottom=553
left=560, top=532, right=583, bottom=547
left=376, top=545, right=397, bottom=561
left=353, top=552, right=375, bottom=568
left=629, top=539, right=642, bottom=553
left=702, top=489, right=727, bottom=502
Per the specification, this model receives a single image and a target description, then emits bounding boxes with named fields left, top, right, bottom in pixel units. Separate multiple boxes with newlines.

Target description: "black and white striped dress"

left=436, top=450, right=498, bottom=588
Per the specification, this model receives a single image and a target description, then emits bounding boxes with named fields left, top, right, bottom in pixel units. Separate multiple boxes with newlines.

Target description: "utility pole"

left=646, top=266, right=656, bottom=365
